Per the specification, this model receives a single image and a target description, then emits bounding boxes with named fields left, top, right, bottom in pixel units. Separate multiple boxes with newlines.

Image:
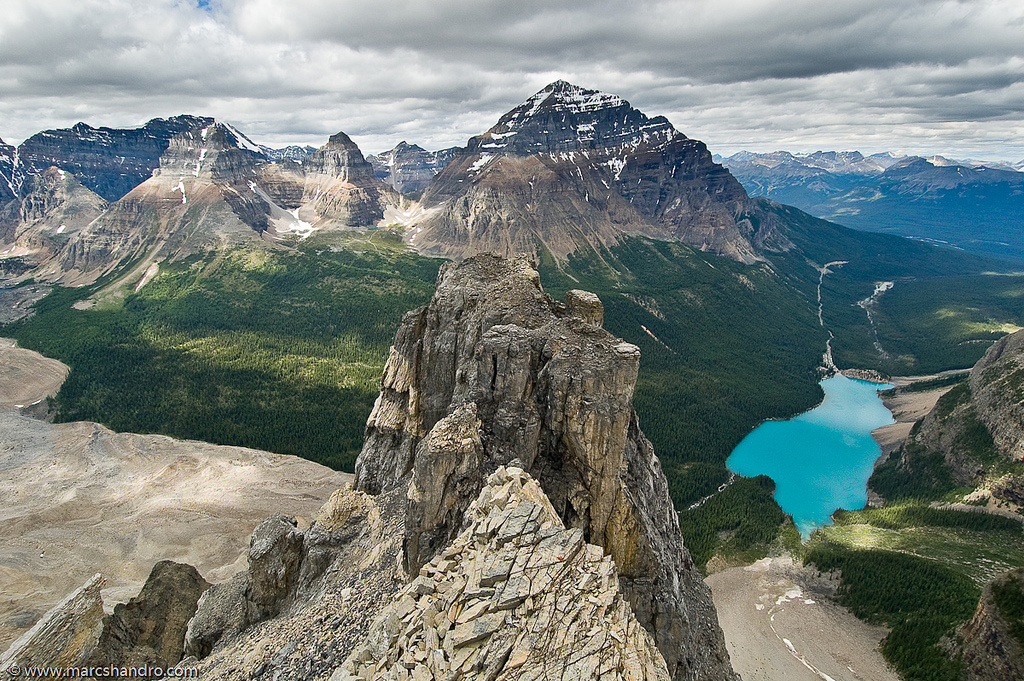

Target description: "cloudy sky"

left=2, top=0, right=1022, bottom=160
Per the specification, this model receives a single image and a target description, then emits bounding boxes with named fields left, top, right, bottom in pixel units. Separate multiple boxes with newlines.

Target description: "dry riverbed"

left=0, top=342, right=352, bottom=649
left=707, top=555, right=900, bottom=681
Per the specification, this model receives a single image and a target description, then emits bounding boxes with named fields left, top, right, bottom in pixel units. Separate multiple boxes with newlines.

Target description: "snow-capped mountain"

left=16, top=116, right=217, bottom=202
left=405, top=80, right=774, bottom=263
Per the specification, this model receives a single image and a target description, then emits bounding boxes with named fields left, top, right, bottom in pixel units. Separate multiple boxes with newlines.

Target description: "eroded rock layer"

left=959, top=568, right=1024, bottom=681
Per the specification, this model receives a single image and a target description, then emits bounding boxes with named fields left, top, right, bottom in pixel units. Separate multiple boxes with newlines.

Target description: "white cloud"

left=0, top=0, right=1022, bottom=160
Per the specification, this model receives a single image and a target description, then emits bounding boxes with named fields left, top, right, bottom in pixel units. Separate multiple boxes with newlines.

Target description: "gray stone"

left=354, top=255, right=737, bottom=681
left=88, top=560, right=210, bottom=669
left=0, top=574, right=105, bottom=680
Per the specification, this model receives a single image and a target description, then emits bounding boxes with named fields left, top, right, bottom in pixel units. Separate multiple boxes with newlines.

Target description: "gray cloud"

left=0, top=0, right=1022, bottom=160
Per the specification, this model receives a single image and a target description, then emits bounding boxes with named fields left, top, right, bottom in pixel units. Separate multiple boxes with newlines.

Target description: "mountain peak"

left=466, top=81, right=674, bottom=159
left=519, top=80, right=626, bottom=118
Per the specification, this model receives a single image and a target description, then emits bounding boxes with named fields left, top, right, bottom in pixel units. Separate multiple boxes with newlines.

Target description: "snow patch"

left=55, top=225, right=66, bottom=234
left=223, top=123, right=263, bottom=153
left=134, top=262, right=160, bottom=293
left=193, top=148, right=207, bottom=177
left=605, top=157, right=627, bottom=180
left=174, top=180, right=187, bottom=204
left=248, top=181, right=317, bottom=239
left=468, top=154, right=494, bottom=173
left=776, top=587, right=804, bottom=605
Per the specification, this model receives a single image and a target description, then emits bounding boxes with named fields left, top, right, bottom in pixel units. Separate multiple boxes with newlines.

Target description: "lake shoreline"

left=870, top=369, right=969, bottom=457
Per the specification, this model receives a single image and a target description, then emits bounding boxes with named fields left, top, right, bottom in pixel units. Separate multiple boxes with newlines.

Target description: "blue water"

left=726, top=375, right=895, bottom=538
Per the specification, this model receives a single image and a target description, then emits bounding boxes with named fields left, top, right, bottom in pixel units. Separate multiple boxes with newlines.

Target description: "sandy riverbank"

left=0, top=338, right=68, bottom=410
left=707, top=555, right=899, bottom=681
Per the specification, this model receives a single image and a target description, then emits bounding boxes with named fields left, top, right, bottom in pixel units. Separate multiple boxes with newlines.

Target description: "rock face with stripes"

left=355, top=254, right=737, bottom=681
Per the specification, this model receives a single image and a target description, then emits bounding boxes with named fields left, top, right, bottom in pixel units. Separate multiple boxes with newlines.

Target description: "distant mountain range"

left=0, top=80, right=799, bottom=287
left=3, top=81, right=1018, bottom=293
left=717, top=150, right=1024, bottom=262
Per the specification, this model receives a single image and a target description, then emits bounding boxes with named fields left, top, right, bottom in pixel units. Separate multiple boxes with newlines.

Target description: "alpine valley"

left=1, top=81, right=1022, bottom=681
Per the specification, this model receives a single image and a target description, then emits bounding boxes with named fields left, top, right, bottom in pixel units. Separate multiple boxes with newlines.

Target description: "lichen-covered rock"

left=88, top=561, right=209, bottom=669
left=354, top=254, right=736, bottom=681
left=334, top=466, right=672, bottom=681
left=0, top=574, right=105, bottom=681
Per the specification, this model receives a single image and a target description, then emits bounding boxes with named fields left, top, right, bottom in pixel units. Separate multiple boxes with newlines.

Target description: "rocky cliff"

left=299, top=132, right=399, bottom=228
left=0, top=168, right=107, bottom=267
left=958, top=568, right=1024, bottom=681
left=875, top=328, right=1024, bottom=506
left=355, top=254, right=735, bottom=681
left=367, top=142, right=460, bottom=195
left=0, top=138, right=20, bottom=205
left=252, top=131, right=400, bottom=235
left=0, top=575, right=106, bottom=681
left=17, top=116, right=215, bottom=201
left=407, top=81, right=774, bottom=263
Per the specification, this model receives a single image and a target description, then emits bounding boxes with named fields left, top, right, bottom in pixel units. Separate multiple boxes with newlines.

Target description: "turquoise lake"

left=726, top=374, right=895, bottom=538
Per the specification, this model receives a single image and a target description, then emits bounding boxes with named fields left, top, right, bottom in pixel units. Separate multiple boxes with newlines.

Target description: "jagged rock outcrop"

left=183, top=514, right=305, bottom=659
left=354, top=254, right=736, bottom=681
left=367, top=142, right=460, bottom=194
left=334, top=466, right=671, bottom=681
left=876, top=328, right=1024, bottom=505
left=87, top=561, right=209, bottom=670
left=181, top=484, right=409, bottom=681
left=17, top=116, right=215, bottom=201
left=958, top=568, right=1024, bottom=681
left=406, top=81, right=775, bottom=263
left=0, top=575, right=105, bottom=681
